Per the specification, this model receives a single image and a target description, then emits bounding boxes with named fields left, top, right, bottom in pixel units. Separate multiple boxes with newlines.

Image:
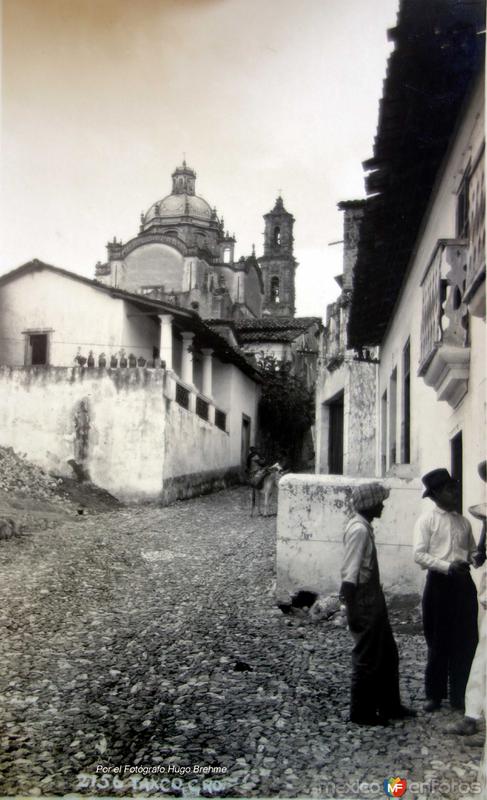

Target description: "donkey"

left=250, top=462, right=284, bottom=517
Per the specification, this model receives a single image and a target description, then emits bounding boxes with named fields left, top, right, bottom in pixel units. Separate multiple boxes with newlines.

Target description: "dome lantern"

left=171, top=161, right=196, bottom=196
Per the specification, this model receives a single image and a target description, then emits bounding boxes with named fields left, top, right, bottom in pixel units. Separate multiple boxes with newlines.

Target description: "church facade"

left=94, top=162, right=297, bottom=323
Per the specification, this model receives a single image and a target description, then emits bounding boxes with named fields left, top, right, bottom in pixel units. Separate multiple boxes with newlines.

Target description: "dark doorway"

left=241, top=415, right=251, bottom=473
left=328, top=392, right=344, bottom=475
left=450, top=431, right=463, bottom=513
left=401, top=339, right=411, bottom=463
left=30, top=334, right=48, bottom=365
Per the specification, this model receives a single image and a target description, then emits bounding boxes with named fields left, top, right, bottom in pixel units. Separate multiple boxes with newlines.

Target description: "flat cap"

left=351, top=483, right=390, bottom=512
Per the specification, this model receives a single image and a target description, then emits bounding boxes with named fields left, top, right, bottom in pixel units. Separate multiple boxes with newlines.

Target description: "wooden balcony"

left=418, top=239, right=470, bottom=408
left=463, top=151, right=486, bottom=317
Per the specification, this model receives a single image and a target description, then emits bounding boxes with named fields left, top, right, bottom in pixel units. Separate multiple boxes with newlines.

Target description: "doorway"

left=241, top=415, right=251, bottom=473
left=328, top=391, right=344, bottom=475
left=450, top=430, right=463, bottom=513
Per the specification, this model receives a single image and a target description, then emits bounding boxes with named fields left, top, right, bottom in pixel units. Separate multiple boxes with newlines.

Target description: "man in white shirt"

left=414, top=468, right=479, bottom=713
left=448, top=459, right=486, bottom=738
left=340, top=483, right=415, bottom=726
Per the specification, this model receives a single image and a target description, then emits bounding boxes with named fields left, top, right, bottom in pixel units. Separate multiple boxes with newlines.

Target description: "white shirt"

left=413, top=507, right=477, bottom=575
left=341, top=513, right=376, bottom=586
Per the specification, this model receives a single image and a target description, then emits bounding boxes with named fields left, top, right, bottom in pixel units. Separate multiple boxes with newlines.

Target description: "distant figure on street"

left=448, top=460, right=486, bottom=737
left=246, top=446, right=265, bottom=479
left=414, top=468, right=479, bottom=713
left=340, top=483, right=415, bottom=726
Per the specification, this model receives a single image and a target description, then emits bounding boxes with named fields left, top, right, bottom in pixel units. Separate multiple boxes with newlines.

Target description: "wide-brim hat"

left=421, top=468, right=457, bottom=498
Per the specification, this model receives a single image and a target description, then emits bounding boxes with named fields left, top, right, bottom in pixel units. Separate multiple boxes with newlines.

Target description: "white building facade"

left=349, top=71, right=485, bottom=515
left=0, top=261, right=261, bottom=503
left=283, top=0, right=485, bottom=607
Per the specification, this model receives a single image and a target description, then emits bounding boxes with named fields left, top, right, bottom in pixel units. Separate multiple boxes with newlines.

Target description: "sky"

left=1, top=0, right=399, bottom=317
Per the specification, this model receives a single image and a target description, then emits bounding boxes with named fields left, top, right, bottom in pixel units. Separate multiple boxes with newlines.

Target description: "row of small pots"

left=74, top=352, right=159, bottom=368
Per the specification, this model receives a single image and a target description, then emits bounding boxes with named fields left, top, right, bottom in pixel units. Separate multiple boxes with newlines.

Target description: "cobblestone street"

left=0, top=487, right=483, bottom=798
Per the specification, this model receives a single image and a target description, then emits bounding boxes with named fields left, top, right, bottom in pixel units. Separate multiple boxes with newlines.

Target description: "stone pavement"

left=0, top=487, right=483, bottom=798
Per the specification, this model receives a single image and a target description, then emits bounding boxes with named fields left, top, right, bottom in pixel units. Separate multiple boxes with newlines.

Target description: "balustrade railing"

left=465, top=153, right=486, bottom=301
left=419, top=246, right=443, bottom=370
left=419, top=240, right=469, bottom=374
left=168, top=373, right=226, bottom=432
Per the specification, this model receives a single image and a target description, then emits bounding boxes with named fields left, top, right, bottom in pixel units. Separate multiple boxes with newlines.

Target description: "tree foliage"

left=257, top=353, right=315, bottom=469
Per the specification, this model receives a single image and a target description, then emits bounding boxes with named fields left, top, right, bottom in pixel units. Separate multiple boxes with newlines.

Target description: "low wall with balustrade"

left=162, top=371, right=238, bottom=504
left=0, top=366, right=242, bottom=503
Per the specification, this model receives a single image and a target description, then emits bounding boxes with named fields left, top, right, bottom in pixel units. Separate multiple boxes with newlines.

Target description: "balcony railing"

left=196, top=396, right=209, bottom=421
left=175, top=382, right=190, bottom=410
left=418, top=239, right=470, bottom=408
left=464, top=151, right=486, bottom=310
left=419, top=240, right=469, bottom=372
left=165, top=372, right=228, bottom=433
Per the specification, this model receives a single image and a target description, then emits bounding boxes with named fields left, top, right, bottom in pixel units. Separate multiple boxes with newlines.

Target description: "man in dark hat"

left=414, top=468, right=479, bottom=713
left=340, top=482, right=415, bottom=726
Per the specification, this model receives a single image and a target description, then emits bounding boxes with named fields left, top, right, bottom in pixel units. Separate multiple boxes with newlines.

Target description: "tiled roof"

left=208, top=317, right=322, bottom=344
left=232, top=317, right=321, bottom=331
left=0, top=260, right=262, bottom=382
left=348, top=0, right=484, bottom=347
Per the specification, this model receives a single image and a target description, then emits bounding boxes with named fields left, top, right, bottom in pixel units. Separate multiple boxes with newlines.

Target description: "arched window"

left=223, top=247, right=231, bottom=263
left=270, top=276, right=280, bottom=303
left=273, top=226, right=281, bottom=246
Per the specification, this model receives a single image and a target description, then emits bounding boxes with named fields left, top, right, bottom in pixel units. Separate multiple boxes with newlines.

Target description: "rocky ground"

left=0, top=486, right=484, bottom=799
left=0, top=446, right=120, bottom=538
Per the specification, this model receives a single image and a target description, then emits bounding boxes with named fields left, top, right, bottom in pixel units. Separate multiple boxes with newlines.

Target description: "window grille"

left=176, top=383, right=190, bottom=410
left=196, top=396, right=209, bottom=421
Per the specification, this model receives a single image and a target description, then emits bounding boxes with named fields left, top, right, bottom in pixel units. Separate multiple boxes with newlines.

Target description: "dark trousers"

left=422, top=570, right=478, bottom=707
left=346, top=582, right=402, bottom=720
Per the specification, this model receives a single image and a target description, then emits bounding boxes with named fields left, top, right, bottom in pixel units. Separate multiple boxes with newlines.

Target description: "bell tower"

left=259, top=196, right=297, bottom=317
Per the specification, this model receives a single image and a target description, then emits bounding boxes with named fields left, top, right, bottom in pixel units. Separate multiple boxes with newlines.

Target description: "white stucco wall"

left=163, top=400, right=230, bottom=479
left=376, top=77, right=486, bottom=515
left=0, top=363, right=260, bottom=503
left=226, top=365, right=261, bottom=464
left=0, top=366, right=165, bottom=501
left=121, top=300, right=159, bottom=364
left=276, top=474, right=425, bottom=603
left=0, top=266, right=262, bottom=502
left=315, top=358, right=376, bottom=477
left=0, top=269, right=126, bottom=367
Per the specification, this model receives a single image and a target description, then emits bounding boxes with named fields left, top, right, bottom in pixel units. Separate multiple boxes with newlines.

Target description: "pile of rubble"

left=0, top=447, right=71, bottom=507
left=0, top=447, right=121, bottom=537
left=0, top=447, right=76, bottom=538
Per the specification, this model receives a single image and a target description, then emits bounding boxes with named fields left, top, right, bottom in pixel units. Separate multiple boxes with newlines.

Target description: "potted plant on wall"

left=128, top=352, right=137, bottom=368
left=74, top=350, right=87, bottom=367
left=87, top=351, right=95, bottom=368
left=119, top=350, right=128, bottom=368
left=98, top=353, right=107, bottom=368
left=137, top=356, right=146, bottom=367
left=110, top=354, right=118, bottom=368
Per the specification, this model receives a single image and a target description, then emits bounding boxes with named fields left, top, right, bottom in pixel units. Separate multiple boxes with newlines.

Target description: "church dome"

left=145, top=192, right=212, bottom=223
left=143, top=162, right=214, bottom=226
